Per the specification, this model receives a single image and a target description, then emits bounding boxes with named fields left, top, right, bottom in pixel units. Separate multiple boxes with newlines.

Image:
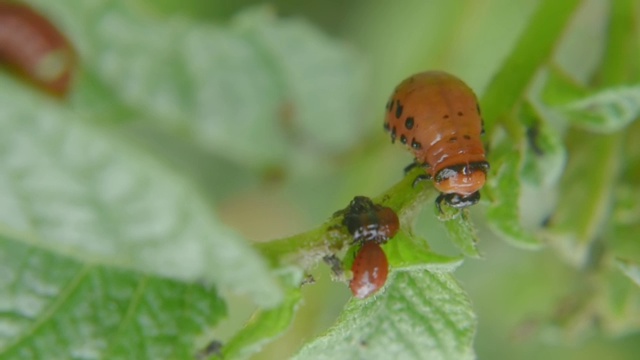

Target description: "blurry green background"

left=5, top=0, right=639, bottom=358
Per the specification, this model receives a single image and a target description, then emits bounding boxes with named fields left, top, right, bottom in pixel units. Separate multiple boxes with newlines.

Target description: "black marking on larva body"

left=476, top=103, right=481, bottom=115
left=448, top=137, right=458, bottom=143
left=391, top=127, right=397, bottom=143
left=385, top=100, right=392, bottom=111
left=411, top=139, right=422, bottom=149
left=443, top=114, right=450, bottom=119
left=481, top=119, right=486, bottom=135
left=457, top=111, right=464, bottom=116
left=404, top=161, right=419, bottom=174
left=436, top=191, right=481, bottom=212
left=405, top=117, right=414, bottom=130
left=383, top=122, right=390, bottom=131
left=463, top=134, right=471, bottom=140
left=395, top=100, right=403, bottom=119
left=412, top=173, right=432, bottom=188
left=400, top=135, right=407, bottom=144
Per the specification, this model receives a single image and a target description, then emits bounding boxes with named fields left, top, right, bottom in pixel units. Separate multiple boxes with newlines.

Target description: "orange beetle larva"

left=349, top=241, right=389, bottom=299
left=384, top=71, right=489, bottom=211
left=0, top=2, right=75, bottom=97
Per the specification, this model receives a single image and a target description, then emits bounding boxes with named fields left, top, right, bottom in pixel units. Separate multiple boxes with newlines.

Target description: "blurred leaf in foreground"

left=0, top=79, right=281, bottom=306
left=0, top=236, right=225, bottom=359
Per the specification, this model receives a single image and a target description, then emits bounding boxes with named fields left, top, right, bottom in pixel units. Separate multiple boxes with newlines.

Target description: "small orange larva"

left=349, top=242, right=388, bottom=299
left=0, top=2, right=75, bottom=97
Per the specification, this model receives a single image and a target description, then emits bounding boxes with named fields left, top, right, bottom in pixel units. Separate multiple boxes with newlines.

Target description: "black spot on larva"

left=405, top=117, right=414, bottom=130
left=395, top=100, right=403, bottom=119
left=411, top=139, right=422, bottom=149
left=481, top=119, right=486, bottom=135
left=457, top=111, right=464, bottom=116
left=476, top=103, right=481, bottom=115
left=391, top=127, right=397, bottom=143
left=463, top=134, right=471, bottom=140
left=385, top=100, right=392, bottom=111
left=448, top=137, right=457, bottom=143
left=443, top=114, right=450, bottom=119
left=383, top=122, right=390, bottom=132
left=400, top=135, right=407, bottom=144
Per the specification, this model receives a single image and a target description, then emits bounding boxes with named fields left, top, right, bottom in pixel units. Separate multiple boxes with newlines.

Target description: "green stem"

left=256, top=167, right=435, bottom=267
left=482, top=0, right=584, bottom=135
left=597, top=0, right=640, bottom=85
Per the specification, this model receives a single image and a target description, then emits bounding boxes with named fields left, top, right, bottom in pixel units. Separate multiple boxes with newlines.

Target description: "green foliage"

left=480, top=0, right=582, bottom=135
left=544, top=132, right=622, bottom=265
left=486, top=144, right=542, bottom=249
left=560, top=86, right=640, bottom=133
left=1, top=0, right=639, bottom=359
left=441, top=210, right=481, bottom=258
left=292, top=272, right=476, bottom=360
left=222, top=275, right=303, bottom=360
left=33, top=0, right=368, bottom=170
left=0, top=235, right=225, bottom=359
left=616, top=259, right=640, bottom=288
left=519, top=101, right=567, bottom=187
left=0, top=80, right=281, bottom=306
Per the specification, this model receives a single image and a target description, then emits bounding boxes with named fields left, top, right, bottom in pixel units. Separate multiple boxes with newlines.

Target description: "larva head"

left=433, top=161, right=489, bottom=196
left=342, top=196, right=399, bottom=244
